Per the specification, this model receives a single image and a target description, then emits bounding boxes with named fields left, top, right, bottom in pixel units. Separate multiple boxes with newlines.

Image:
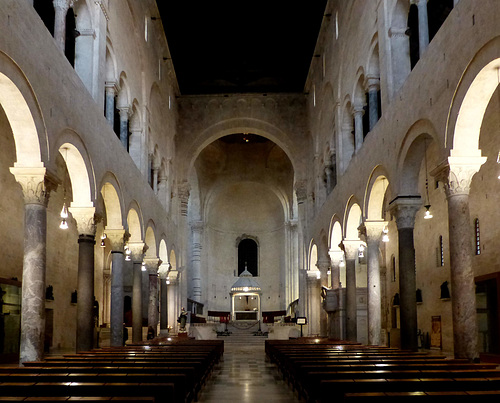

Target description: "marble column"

left=353, top=106, right=365, bottom=152
left=363, top=221, right=386, bottom=346
left=412, top=0, right=429, bottom=56
left=128, top=242, right=146, bottom=343
left=145, top=258, right=162, bottom=337
left=190, top=221, right=203, bottom=303
left=366, top=76, right=380, bottom=131
left=118, top=107, right=129, bottom=150
left=316, top=259, right=330, bottom=337
left=10, top=168, right=52, bottom=363
left=106, top=229, right=126, bottom=347
left=160, top=278, right=168, bottom=333
left=389, top=197, right=421, bottom=351
left=105, top=83, right=117, bottom=127
left=69, top=207, right=96, bottom=352
left=53, top=0, right=71, bottom=53
left=439, top=156, right=486, bottom=360
left=342, top=241, right=359, bottom=342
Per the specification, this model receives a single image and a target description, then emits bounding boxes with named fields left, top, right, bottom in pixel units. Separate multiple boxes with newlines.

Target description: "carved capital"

left=439, top=156, right=487, bottom=197
left=328, top=250, right=344, bottom=264
left=68, top=206, right=96, bottom=236
left=316, top=259, right=331, bottom=272
left=144, top=258, right=162, bottom=274
left=389, top=196, right=421, bottom=229
left=388, top=27, right=408, bottom=38
left=105, top=228, right=126, bottom=252
left=190, top=221, right=204, bottom=233
left=364, top=220, right=388, bottom=244
left=342, top=240, right=362, bottom=260
left=128, top=241, right=146, bottom=262
left=10, top=167, right=56, bottom=206
left=105, top=81, right=118, bottom=94
left=366, top=75, right=380, bottom=92
left=53, top=0, right=72, bottom=12
left=294, top=180, right=307, bottom=204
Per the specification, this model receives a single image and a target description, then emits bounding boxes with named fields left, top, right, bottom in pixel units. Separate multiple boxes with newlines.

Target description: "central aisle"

left=198, top=340, right=300, bottom=402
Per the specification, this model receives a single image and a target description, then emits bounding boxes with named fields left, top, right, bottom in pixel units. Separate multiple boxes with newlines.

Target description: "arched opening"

left=238, top=238, right=258, bottom=276
left=408, top=3, right=419, bottom=69
left=64, top=7, right=76, bottom=67
left=428, top=0, right=454, bottom=42
left=33, top=0, right=55, bottom=37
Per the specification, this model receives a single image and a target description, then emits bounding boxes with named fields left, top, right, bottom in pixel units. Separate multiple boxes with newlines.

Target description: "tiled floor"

left=198, top=342, right=300, bottom=402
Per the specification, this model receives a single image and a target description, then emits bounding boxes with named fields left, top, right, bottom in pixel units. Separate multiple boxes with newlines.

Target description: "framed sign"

left=296, top=317, right=307, bottom=325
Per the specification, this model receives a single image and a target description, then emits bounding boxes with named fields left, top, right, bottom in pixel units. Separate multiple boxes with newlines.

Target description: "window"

left=335, top=11, right=339, bottom=39
left=437, top=235, right=444, bottom=266
left=144, top=16, right=149, bottom=42
left=238, top=238, right=258, bottom=276
left=391, top=255, right=396, bottom=282
left=475, top=218, right=481, bottom=255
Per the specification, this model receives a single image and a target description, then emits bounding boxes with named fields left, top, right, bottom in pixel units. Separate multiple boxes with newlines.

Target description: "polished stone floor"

left=198, top=342, right=300, bottom=403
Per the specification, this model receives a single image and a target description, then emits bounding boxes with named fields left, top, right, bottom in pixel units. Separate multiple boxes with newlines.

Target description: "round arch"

left=329, top=218, right=343, bottom=251
left=126, top=205, right=143, bottom=242
left=100, top=174, right=124, bottom=229
left=309, top=242, right=318, bottom=272
left=364, top=165, right=391, bottom=221
left=344, top=198, right=362, bottom=240
left=145, top=222, right=157, bottom=258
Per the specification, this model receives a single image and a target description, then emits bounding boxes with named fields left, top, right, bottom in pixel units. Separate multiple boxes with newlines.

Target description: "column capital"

left=389, top=196, right=422, bottom=230
left=144, top=257, right=162, bottom=274
left=433, top=156, right=487, bottom=197
left=118, top=107, right=130, bottom=120
left=316, top=259, right=331, bottom=271
left=388, top=27, right=408, bottom=39
left=352, top=105, right=365, bottom=116
left=294, top=180, right=308, bottom=204
left=158, top=262, right=171, bottom=278
left=328, top=249, right=344, bottom=264
left=364, top=220, right=388, bottom=243
left=410, top=0, right=427, bottom=5
left=190, top=221, right=204, bottom=233
left=68, top=206, right=96, bottom=236
left=53, top=0, right=73, bottom=11
left=105, top=81, right=118, bottom=94
left=366, top=75, right=380, bottom=91
left=10, top=167, right=56, bottom=206
left=342, top=240, right=362, bottom=259
left=105, top=228, right=126, bottom=252
left=128, top=241, right=147, bottom=262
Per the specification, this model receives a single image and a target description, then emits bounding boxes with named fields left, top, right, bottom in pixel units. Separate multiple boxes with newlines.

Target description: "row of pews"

left=0, top=338, right=224, bottom=402
left=266, top=339, right=500, bottom=402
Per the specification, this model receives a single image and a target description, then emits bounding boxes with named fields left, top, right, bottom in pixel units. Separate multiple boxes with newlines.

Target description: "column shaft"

left=191, top=223, right=203, bottom=303
left=53, top=0, right=69, bottom=52
left=20, top=203, right=47, bottom=362
left=76, top=235, right=95, bottom=352
left=345, top=257, right=357, bottom=341
left=105, top=86, right=115, bottom=126
left=417, top=0, right=429, bottom=56
left=110, top=251, right=124, bottom=347
left=447, top=194, right=478, bottom=360
left=119, top=109, right=129, bottom=149
left=132, top=261, right=143, bottom=343
left=148, top=273, right=159, bottom=335
left=353, top=109, right=364, bottom=151
left=368, top=90, right=379, bottom=131
left=367, top=237, right=381, bottom=345
left=160, top=280, right=168, bottom=332
left=398, top=228, right=418, bottom=351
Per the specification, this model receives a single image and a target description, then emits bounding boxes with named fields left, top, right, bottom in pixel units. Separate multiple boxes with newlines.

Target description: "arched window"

left=437, top=235, right=444, bottom=266
left=238, top=238, right=258, bottom=276
left=475, top=218, right=481, bottom=255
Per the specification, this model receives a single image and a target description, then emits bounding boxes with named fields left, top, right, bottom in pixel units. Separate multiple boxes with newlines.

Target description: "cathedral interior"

left=0, top=0, right=500, bottom=400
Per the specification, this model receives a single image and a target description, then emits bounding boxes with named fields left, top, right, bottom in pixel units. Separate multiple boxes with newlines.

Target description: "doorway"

left=476, top=274, right=500, bottom=355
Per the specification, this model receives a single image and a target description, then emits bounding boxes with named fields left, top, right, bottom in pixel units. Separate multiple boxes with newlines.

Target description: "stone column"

left=439, top=156, right=486, bottom=360
left=53, top=0, right=71, bottom=52
left=128, top=242, right=146, bottom=343
left=10, top=168, right=52, bottom=363
left=306, top=271, right=321, bottom=336
left=366, top=76, right=380, bottom=131
left=167, top=273, right=179, bottom=331
left=363, top=221, right=387, bottom=346
left=157, top=175, right=168, bottom=208
left=342, top=241, right=359, bottom=342
left=316, top=259, right=330, bottom=337
left=324, top=164, right=334, bottom=194
left=328, top=250, right=343, bottom=339
left=389, top=197, right=421, bottom=351
left=69, top=207, right=96, bottom=352
left=152, top=166, right=159, bottom=194
left=106, top=229, right=126, bottom=347
left=294, top=181, right=308, bottom=318
left=352, top=106, right=365, bottom=152
left=412, top=0, right=429, bottom=56
left=190, top=221, right=203, bottom=303
left=118, top=107, right=129, bottom=150
left=160, top=276, right=168, bottom=334
left=105, top=83, right=117, bottom=127
left=145, top=258, right=162, bottom=337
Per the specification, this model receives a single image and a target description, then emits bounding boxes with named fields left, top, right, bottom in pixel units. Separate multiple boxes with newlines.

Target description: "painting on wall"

left=430, top=315, right=442, bottom=349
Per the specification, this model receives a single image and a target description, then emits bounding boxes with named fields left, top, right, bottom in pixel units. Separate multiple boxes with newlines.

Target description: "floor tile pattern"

left=198, top=342, right=300, bottom=402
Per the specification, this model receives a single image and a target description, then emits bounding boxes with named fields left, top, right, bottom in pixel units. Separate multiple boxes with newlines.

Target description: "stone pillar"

left=128, top=242, right=146, bottom=343
left=366, top=76, right=380, bottom=131
left=324, top=164, right=334, bottom=194
left=10, top=168, right=52, bottom=363
left=160, top=277, right=168, bottom=333
left=363, top=221, right=387, bottom=346
left=53, top=0, right=71, bottom=52
left=412, top=0, right=429, bottom=56
left=106, top=229, right=126, bottom=347
left=105, top=83, right=117, bottom=127
left=306, top=271, right=321, bottom=336
left=342, top=241, right=359, bottom=342
left=316, top=259, right=330, bottom=337
left=294, top=180, right=308, bottom=318
left=190, top=221, right=203, bottom=303
left=167, top=273, right=179, bottom=331
left=352, top=106, right=365, bottom=152
left=152, top=166, right=159, bottom=194
left=439, top=156, right=486, bottom=360
left=389, top=197, right=421, bottom=351
left=328, top=250, right=343, bottom=339
left=69, top=207, right=96, bottom=352
left=118, top=107, right=129, bottom=150
left=145, top=258, right=161, bottom=337
left=157, top=175, right=168, bottom=208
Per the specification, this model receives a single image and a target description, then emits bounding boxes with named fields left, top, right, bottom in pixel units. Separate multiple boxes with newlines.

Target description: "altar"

left=230, top=267, right=262, bottom=321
